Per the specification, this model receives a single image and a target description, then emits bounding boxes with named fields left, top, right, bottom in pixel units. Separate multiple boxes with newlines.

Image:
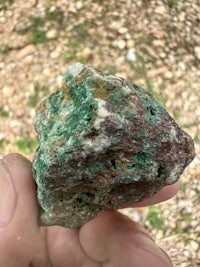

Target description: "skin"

left=0, top=153, right=179, bottom=267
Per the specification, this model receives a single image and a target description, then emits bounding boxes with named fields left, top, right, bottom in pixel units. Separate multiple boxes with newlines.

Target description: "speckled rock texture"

left=32, top=63, right=195, bottom=228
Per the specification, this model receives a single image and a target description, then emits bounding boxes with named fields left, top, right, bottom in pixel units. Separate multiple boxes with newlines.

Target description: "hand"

left=0, top=154, right=178, bottom=267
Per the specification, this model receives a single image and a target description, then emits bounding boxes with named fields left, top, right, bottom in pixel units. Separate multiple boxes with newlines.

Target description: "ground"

left=0, top=0, right=199, bottom=266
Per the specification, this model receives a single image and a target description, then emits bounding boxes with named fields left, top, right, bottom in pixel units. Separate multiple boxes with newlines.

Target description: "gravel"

left=0, top=0, right=199, bottom=266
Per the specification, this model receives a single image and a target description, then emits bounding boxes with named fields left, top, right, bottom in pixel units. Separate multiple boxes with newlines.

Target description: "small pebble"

left=126, top=49, right=136, bottom=62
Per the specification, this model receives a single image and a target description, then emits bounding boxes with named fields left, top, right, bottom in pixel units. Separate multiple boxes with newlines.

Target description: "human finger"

left=46, top=225, right=101, bottom=267
left=131, top=181, right=180, bottom=208
left=0, top=153, right=48, bottom=267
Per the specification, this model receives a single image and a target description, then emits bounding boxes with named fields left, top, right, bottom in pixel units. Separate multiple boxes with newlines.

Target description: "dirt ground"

left=0, top=0, right=200, bottom=266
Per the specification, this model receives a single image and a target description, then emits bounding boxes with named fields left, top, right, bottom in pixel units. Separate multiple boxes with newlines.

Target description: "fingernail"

left=135, top=233, right=173, bottom=267
left=0, top=158, right=17, bottom=226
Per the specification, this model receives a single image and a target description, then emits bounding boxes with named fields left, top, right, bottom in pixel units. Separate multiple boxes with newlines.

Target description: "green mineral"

left=32, top=63, right=195, bottom=228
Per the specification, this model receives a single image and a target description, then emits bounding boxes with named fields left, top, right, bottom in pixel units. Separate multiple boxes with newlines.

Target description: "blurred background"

left=0, top=0, right=199, bottom=266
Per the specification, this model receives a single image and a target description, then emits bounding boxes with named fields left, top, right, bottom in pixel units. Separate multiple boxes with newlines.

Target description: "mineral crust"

left=32, top=63, right=195, bottom=228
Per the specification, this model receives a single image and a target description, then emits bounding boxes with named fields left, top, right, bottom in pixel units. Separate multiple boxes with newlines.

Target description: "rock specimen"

left=32, top=63, right=195, bottom=228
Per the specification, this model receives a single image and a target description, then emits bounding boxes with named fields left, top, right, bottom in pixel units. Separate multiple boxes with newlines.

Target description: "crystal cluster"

left=32, top=63, right=195, bottom=227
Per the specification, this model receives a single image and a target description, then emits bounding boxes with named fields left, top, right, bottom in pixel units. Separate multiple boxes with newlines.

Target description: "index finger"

left=130, top=180, right=180, bottom=208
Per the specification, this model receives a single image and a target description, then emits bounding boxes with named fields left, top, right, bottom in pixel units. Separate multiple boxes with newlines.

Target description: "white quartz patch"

left=93, top=98, right=115, bottom=129
left=67, top=62, right=84, bottom=77
left=83, top=134, right=111, bottom=152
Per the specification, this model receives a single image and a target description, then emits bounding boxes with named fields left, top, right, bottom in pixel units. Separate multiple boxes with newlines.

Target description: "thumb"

left=0, top=154, right=45, bottom=267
